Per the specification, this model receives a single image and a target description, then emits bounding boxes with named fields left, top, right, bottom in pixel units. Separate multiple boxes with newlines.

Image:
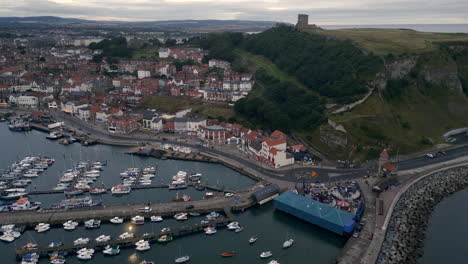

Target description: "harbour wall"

left=376, top=166, right=468, bottom=264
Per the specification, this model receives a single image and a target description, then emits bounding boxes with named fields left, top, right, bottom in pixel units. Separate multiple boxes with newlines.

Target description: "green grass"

left=311, top=28, right=468, bottom=56
left=141, top=96, right=235, bottom=120
left=132, top=47, right=158, bottom=60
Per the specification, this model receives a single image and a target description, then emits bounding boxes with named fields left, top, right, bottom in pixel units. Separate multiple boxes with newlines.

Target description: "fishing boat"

left=110, top=217, right=124, bottom=224
left=260, top=251, right=273, bottom=258
left=249, top=237, right=258, bottom=244
left=111, top=185, right=131, bottom=194
left=131, top=215, right=145, bottom=225
left=95, top=235, right=111, bottom=242
left=151, top=216, right=163, bottom=222
left=8, top=121, right=31, bottom=132
left=174, top=212, right=188, bottom=221
left=283, top=238, right=294, bottom=248
left=103, top=245, right=120, bottom=256
left=10, top=197, right=40, bottom=211
left=157, top=235, right=173, bottom=243
left=84, top=219, right=101, bottom=229
left=175, top=256, right=190, bottom=263
left=35, top=223, right=50, bottom=233
left=63, top=220, right=78, bottom=231
left=73, top=238, right=90, bottom=245
left=89, top=188, right=107, bottom=194
left=220, top=252, right=235, bottom=257
left=119, top=232, right=134, bottom=240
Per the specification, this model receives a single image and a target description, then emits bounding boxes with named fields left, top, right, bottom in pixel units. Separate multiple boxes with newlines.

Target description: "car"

left=438, top=151, right=447, bottom=155
left=352, top=232, right=360, bottom=238
left=185, top=205, right=194, bottom=209
left=139, top=206, right=152, bottom=212
left=367, top=232, right=374, bottom=240
left=425, top=153, right=435, bottom=158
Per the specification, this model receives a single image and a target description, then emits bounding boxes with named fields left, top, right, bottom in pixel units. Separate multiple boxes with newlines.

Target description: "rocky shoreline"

left=376, top=166, right=468, bottom=264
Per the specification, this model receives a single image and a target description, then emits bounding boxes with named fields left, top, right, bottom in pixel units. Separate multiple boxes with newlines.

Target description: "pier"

left=15, top=207, right=236, bottom=257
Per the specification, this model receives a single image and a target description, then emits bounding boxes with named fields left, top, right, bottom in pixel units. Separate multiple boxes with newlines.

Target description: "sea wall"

left=376, top=166, right=468, bottom=264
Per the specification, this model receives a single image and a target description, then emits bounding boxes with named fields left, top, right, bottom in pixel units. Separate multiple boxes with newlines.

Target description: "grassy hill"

left=312, top=28, right=468, bottom=56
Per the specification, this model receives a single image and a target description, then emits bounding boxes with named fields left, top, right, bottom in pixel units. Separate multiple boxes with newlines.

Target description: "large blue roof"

left=274, top=191, right=355, bottom=228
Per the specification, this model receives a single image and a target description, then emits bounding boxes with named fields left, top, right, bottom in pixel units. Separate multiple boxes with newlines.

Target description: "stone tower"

left=296, top=14, right=309, bottom=28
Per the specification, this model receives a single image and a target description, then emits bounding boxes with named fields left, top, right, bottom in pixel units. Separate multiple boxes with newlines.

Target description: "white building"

left=137, top=70, right=151, bottom=79
left=150, top=117, right=163, bottom=131
left=159, top=48, right=171, bottom=58
left=9, top=95, right=39, bottom=108
left=48, top=101, right=58, bottom=109
left=78, top=107, right=91, bottom=121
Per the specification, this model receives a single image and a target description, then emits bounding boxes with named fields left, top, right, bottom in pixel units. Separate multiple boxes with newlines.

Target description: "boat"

left=188, top=212, right=200, bottom=216
left=77, top=253, right=93, bottom=260
left=206, top=212, right=219, bottom=220
left=35, top=223, right=50, bottom=233
left=224, top=192, right=234, bottom=197
left=22, top=243, right=38, bottom=249
left=157, top=235, right=173, bottom=243
left=21, top=253, right=39, bottom=264
left=268, top=260, right=280, bottom=264
left=46, top=132, right=63, bottom=140
left=77, top=248, right=95, bottom=255
left=249, top=237, right=258, bottom=244
left=1, top=224, right=15, bottom=232
left=84, top=219, right=101, bottom=229
left=204, top=192, right=215, bottom=199
left=174, top=212, right=188, bottom=221
left=63, top=220, right=78, bottom=231
left=89, top=188, right=107, bottom=194
left=73, top=238, right=90, bottom=245
left=48, top=242, right=63, bottom=248
left=110, top=217, right=124, bottom=224
left=139, top=206, right=152, bottom=213
left=235, top=226, right=244, bottom=233
left=135, top=240, right=150, bottom=251
left=1, top=192, right=28, bottom=200
left=283, top=238, right=294, bottom=248
left=63, top=189, right=84, bottom=196
left=151, top=216, right=163, bottom=222
left=220, top=252, right=235, bottom=257
left=50, top=257, right=66, bottom=264
left=8, top=121, right=31, bottom=132
left=260, top=251, right=273, bottom=258
left=168, top=184, right=187, bottom=190
left=0, top=233, right=15, bottom=242
left=111, top=185, right=131, bottom=194
left=227, top=222, right=240, bottom=230
left=189, top=173, right=202, bottom=181
left=103, top=245, right=120, bottom=256
left=205, top=227, right=217, bottom=235
left=175, top=256, right=190, bottom=263
left=161, top=227, right=171, bottom=233
left=58, top=139, right=70, bottom=145
left=52, top=197, right=101, bottom=209
left=95, top=235, right=111, bottom=242
left=131, top=215, right=145, bottom=225
left=10, top=197, right=40, bottom=211
left=119, top=232, right=134, bottom=240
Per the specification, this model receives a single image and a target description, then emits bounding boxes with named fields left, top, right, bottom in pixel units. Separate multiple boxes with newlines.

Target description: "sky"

left=1, top=0, right=467, bottom=24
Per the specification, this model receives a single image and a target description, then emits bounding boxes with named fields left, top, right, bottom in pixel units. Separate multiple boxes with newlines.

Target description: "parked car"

left=438, top=151, right=447, bottom=155
left=425, top=153, right=435, bottom=158
left=139, top=206, right=152, bottom=213
left=367, top=232, right=374, bottom=240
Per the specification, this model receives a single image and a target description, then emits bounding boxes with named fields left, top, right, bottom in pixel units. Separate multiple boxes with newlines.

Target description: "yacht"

left=283, top=238, right=294, bottom=248
left=175, top=256, right=190, bottom=263
left=131, top=215, right=145, bottom=225
left=0, top=233, right=15, bottom=242
left=111, top=185, right=131, bottom=194
left=52, top=196, right=101, bottom=209
left=119, top=232, right=134, bottom=240
left=77, top=252, right=93, bottom=260
left=206, top=212, right=219, bottom=220
left=84, top=219, right=101, bottom=229
left=35, top=223, right=50, bottom=233
left=21, top=253, right=39, bottom=264
left=235, top=226, right=244, bottom=233
left=151, top=216, right=163, bottom=222
left=227, top=222, right=240, bottom=230
left=260, top=251, right=273, bottom=258
left=268, top=260, right=280, bottom=264
left=48, top=241, right=63, bottom=248
left=95, top=235, right=111, bottom=242
left=143, top=167, right=156, bottom=173
left=10, top=197, right=41, bottom=211
left=135, top=240, right=150, bottom=251
left=110, top=217, right=124, bottom=224
left=0, top=224, right=14, bottom=232
left=46, top=132, right=63, bottom=140
left=205, top=227, right=217, bottom=235
left=73, top=238, right=90, bottom=245
left=249, top=237, right=258, bottom=244
left=22, top=172, right=38, bottom=178
left=89, top=188, right=106, bottom=194
left=103, top=245, right=120, bottom=256
left=1, top=192, right=28, bottom=200
left=174, top=212, right=188, bottom=221
left=63, top=220, right=78, bottom=231
left=50, top=257, right=66, bottom=264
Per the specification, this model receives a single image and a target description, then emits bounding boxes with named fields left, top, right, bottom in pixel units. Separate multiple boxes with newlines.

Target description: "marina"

left=0, top=122, right=346, bottom=264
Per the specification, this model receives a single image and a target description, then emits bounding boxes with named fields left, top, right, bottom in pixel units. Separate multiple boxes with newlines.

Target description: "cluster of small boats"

left=227, top=221, right=244, bottom=233
left=54, top=161, right=106, bottom=195
left=115, top=166, right=156, bottom=193
left=8, top=120, right=31, bottom=132
left=168, top=171, right=189, bottom=190
left=0, top=224, right=24, bottom=243
left=0, top=156, right=54, bottom=203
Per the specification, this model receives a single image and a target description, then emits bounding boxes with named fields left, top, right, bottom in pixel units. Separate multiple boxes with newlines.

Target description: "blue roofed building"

left=274, top=191, right=355, bottom=236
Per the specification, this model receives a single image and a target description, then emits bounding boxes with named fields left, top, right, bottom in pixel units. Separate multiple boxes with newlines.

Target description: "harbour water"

left=419, top=188, right=468, bottom=264
left=0, top=123, right=346, bottom=263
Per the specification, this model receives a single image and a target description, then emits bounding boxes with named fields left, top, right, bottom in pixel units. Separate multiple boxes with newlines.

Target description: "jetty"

left=15, top=207, right=236, bottom=257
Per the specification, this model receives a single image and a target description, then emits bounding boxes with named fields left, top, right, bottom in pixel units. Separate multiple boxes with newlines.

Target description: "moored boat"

left=175, top=256, right=190, bottom=263
left=220, top=251, right=235, bottom=257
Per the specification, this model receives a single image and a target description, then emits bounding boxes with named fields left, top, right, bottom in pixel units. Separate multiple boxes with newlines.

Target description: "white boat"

left=268, top=260, right=280, bottom=264
left=77, top=248, right=95, bottom=255
left=174, top=212, right=188, bottom=221
left=235, top=226, right=244, bottom=233
left=0, top=233, right=15, bottom=242
left=151, top=216, right=163, bottom=222
left=2, top=192, right=28, bottom=199
left=206, top=212, right=219, bottom=220
left=7, top=230, right=21, bottom=238
left=73, top=237, right=90, bottom=245
left=283, top=238, right=294, bottom=248
left=260, top=251, right=273, bottom=258
left=10, top=197, right=41, bottom=211
left=35, top=223, right=50, bottom=233
left=227, top=222, right=240, bottom=230
left=131, top=215, right=145, bottom=225
left=136, top=243, right=151, bottom=251
left=205, top=227, right=217, bottom=235
left=111, top=185, right=131, bottom=194
left=63, top=220, right=78, bottom=231
left=110, top=217, right=124, bottom=224
left=175, top=256, right=190, bottom=263
left=119, top=232, right=134, bottom=240
left=0, top=224, right=14, bottom=232
left=95, top=235, right=111, bottom=242
left=103, top=245, right=120, bottom=256
left=249, top=237, right=258, bottom=244
left=77, top=253, right=93, bottom=260
left=224, top=192, right=234, bottom=197
left=84, top=219, right=101, bottom=229
left=5, top=188, right=26, bottom=193
left=50, top=258, right=66, bottom=264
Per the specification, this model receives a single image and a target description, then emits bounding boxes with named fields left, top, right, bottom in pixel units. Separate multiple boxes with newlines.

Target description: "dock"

left=15, top=207, right=235, bottom=257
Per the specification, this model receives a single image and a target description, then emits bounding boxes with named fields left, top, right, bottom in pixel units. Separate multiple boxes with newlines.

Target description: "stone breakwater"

left=376, top=167, right=468, bottom=264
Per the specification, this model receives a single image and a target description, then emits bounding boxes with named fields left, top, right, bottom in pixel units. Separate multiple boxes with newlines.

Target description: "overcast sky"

left=1, top=0, right=467, bottom=24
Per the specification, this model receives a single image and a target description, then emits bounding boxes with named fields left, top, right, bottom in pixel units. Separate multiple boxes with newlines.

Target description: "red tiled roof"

left=264, top=138, right=286, bottom=147
left=291, top=145, right=307, bottom=151
left=380, top=149, right=389, bottom=158
left=269, top=147, right=278, bottom=155
left=271, top=130, right=287, bottom=140
left=382, top=162, right=397, bottom=172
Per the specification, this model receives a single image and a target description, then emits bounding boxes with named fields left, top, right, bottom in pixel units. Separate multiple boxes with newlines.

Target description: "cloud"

left=0, top=0, right=467, bottom=24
